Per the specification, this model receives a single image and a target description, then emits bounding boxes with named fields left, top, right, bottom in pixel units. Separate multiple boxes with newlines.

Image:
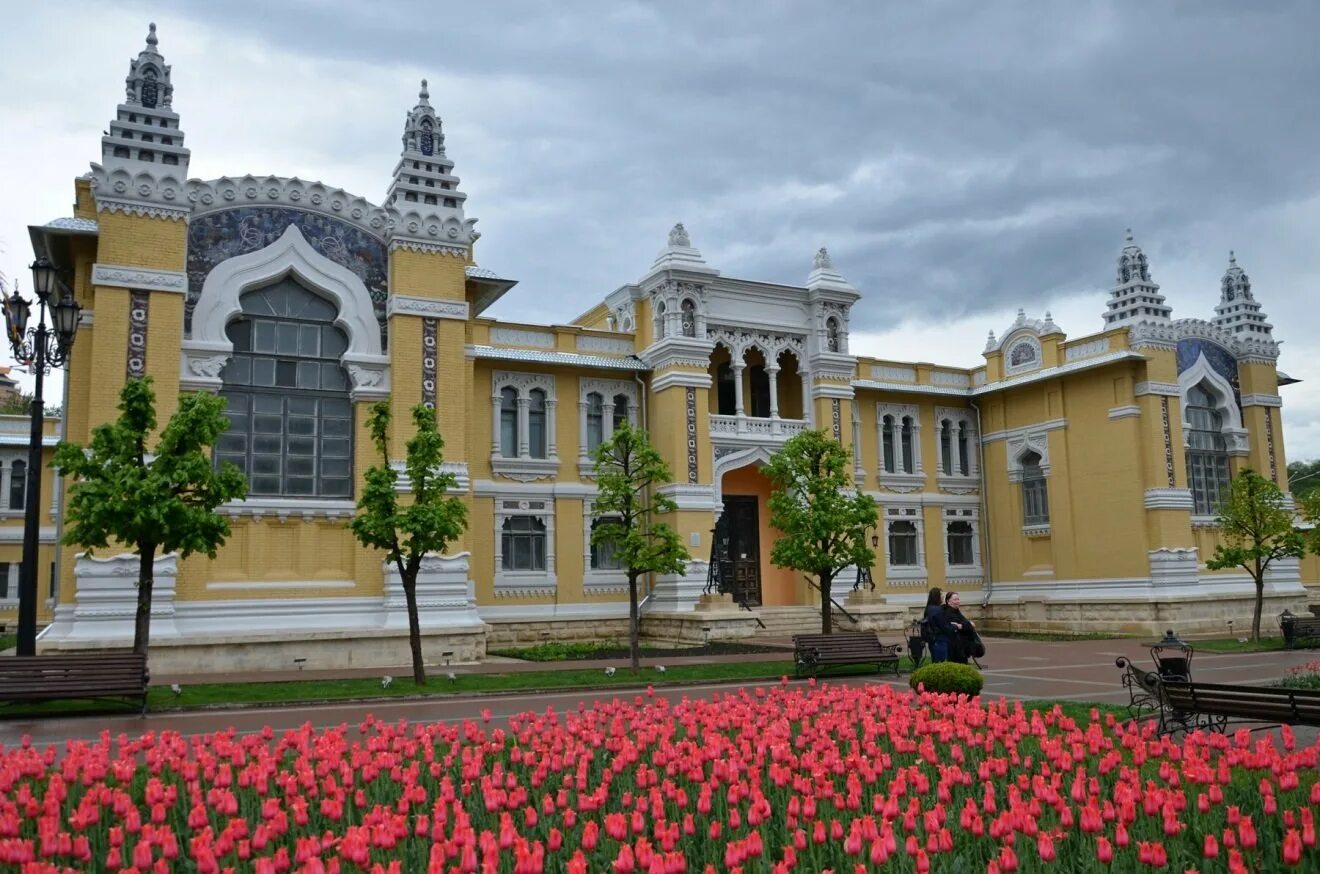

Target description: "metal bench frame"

left=0, top=652, right=150, bottom=715
left=793, top=631, right=902, bottom=678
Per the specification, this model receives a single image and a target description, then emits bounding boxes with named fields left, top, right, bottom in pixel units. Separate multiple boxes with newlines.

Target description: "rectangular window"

left=947, top=521, right=975, bottom=566
left=888, top=521, right=919, bottom=566
left=590, top=519, right=623, bottom=570
left=9, top=460, right=26, bottom=510
left=881, top=417, right=896, bottom=473
left=502, top=516, right=547, bottom=571
left=0, top=563, right=9, bottom=599
left=1022, top=477, right=1049, bottom=526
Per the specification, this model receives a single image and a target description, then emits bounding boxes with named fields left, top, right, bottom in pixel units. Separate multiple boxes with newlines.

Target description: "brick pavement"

left=3, top=636, right=1317, bottom=749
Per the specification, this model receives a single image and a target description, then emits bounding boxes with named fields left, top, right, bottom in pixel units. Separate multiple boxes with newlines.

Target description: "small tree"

left=1206, top=469, right=1307, bottom=642
left=350, top=402, right=467, bottom=685
left=54, top=377, right=247, bottom=655
left=765, top=429, right=878, bottom=634
left=591, top=421, right=690, bottom=670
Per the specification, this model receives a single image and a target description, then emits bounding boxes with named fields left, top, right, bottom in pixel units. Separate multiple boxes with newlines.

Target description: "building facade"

left=27, top=27, right=1318, bottom=670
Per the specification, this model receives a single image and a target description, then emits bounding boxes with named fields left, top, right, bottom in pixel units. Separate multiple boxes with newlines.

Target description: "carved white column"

left=733, top=363, right=746, bottom=431
left=517, top=397, right=530, bottom=457
left=490, top=394, right=502, bottom=455
left=968, top=427, right=979, bottom=476
left=546, top=399, right=558, bottom=457
left=767, top=366, right=780, bottom=418
left=603, top=398, right=616, bottom=442
left=950, top=422, right=962, bottom=477
left=578, top=401, right=590, bottom=466
left=801, top=371, right=813, bottom=426
left=0, top=462, right=10, bottom=510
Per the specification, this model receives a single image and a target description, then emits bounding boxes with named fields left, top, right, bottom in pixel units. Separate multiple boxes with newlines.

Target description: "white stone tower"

left=1103, top=230, right=1172, bottom=329
left=1212, top=252, right=1274, bottom=338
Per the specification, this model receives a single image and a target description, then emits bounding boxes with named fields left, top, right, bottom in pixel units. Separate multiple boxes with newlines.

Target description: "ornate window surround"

left=943, top=506, right=983, bottom=583
left=934, top=405, right=979, bottom=494
left=876, top=403, right=923, bottom=492
left=577, top=377, right=639, bottom=477
left=1003, top=332, right=1043, bottom=376
left=883, top=506, right=926, bottom=584
left=0, top=454, right=28, bottom=517
left=493, top=496, right=557, bottom=597
left=1176, top=352, right=1249, bottom=456
left=582, top=499, right=628, bottom=595
left=490, top=371, right=560, bottom=482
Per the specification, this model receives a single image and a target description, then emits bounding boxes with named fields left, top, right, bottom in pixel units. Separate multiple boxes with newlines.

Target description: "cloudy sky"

left=3, top=1, right=1319, bottom=460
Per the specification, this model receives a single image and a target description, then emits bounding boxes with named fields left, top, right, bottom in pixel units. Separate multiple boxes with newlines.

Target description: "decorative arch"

left=181, top=224, right=388, bottom=396
left=711, top=445, right=778, bottom=509
left=1177, top=352, right=1248, bottom=453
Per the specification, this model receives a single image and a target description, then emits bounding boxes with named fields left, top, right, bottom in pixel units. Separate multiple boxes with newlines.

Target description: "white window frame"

left=935, top=406, right=979, bottom=493
left=490, top=371, right=559, bottom=482
left=0, top=561, right=16, bottom=604
left=582, top=499, right=629, bottom=595
left=1003, top=332, right=1042, bottom=375
left=943, top=507, right=983, bottom=584
left=883, top=506, right=927, bottom=584
left=493, top=496, right=557, bottom=597
left=877, top=403, right=923, bottom=493
left=1009, top=441, right=1051, bottom=536
left=0, top=455, right=27, bottom=517
left=577, top=378, right=639, bottom=477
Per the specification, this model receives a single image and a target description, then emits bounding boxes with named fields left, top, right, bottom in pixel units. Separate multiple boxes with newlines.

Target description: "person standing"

left=923, top=587, right=951, bottom=663
left=942, top=591, right=976, bottom=664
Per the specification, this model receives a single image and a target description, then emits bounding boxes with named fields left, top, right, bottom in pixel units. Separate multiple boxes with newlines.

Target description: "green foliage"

left=909, top=661, right=984, bottom=696
left=591, top=421, right=691, bottom=668
left=54, top=378, right=247, bottom=654
left=1288, top=459, right=1320, bottom=500
left=1206, top=468, right=1308, bottom=642
left=0, top=392, right=61, bottom=417
left=1276, top=662, right=1320, bottom=691
left=764, top=430, right=878, bottom=633
left=349, top=402, right=467, bottom=684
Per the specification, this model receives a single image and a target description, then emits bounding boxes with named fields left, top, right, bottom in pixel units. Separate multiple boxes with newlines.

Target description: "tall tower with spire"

left=1103, top=230, right=1172, bottom=329
left=384, top=80, right=477, bottom=254
left=91, top=22, right=190, bottom=217
left=1212, top=252, right=1274, bottom=338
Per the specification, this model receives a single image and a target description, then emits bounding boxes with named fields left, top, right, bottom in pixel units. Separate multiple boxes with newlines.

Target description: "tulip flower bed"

left=3, top=681, right=1319, bottom=872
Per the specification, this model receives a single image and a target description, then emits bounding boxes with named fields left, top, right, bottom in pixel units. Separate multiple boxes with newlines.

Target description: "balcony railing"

left=709, top=414, right=808, bottom=439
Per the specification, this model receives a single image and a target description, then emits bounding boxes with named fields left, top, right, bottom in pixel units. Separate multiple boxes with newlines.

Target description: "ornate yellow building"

left=24, top=27, right=1318, bottom=670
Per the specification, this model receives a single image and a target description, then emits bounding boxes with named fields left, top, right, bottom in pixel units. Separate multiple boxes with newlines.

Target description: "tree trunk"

left=1252, top=557, right=1264, bottom=643
left=133, top=544, right=157, bottom=657
left=628, top=570, right=641, bottom=671
left=820, top=572, right=833, bottom=635
left=402, top=557, right=427, bottom=686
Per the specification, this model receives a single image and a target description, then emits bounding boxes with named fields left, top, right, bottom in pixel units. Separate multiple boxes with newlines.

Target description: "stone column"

left=491, top=394, right=502, bottom=455
left=517, top=397, right=530, bottom=457
left=546, top=399, right=558, bottom=458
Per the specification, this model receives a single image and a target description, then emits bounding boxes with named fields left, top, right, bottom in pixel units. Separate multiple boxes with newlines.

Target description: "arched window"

left=528, top=389, right=548, bottom=459
left=826, top=317, right=841, bottom=353
left=216, top=278, right=353, bottom=498
left=1186, top=384, right=1231, bottom=515
left=9, top=460, right=25, bottom=510
left=680, top=299, right=697, bottom=337
left=499, top=387, right=518, bottom=458
left=655, top=301, right=667, bottom=338
left=716, top=362, right=736, bottom=415
left=586, top=392, right=604, bottom=453
left=947, top=521, right=975, bottom=566
left=502, top=516, right=547, bottom=571
left=419, top=118, right=434, bottom=156
left=1021, top=451, right=1049, bottom=526
left=957, top=422, right=970, bottom=476
left=590, top=518, right=623, bottom=570
left=888, top=520, right=918, bottom=566
left=749, top=365, right=770, bottom=418
left=940, top=419, right=953, bottom=475
left=881, top=415, right=896, bottom=473
left=140, top=68, right=159, bottom=109
left=1010, top=342, right=1037, bottom=367
left=611, top=393, right=630, bottom=432
left=900, top=416, right=915, bottom=474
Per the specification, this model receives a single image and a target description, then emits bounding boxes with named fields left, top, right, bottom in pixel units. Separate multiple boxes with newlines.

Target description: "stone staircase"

left=752, top=606, right=838, bottom=637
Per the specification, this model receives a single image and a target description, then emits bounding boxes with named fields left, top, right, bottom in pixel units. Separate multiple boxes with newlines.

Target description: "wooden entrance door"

left=720, top=496, right=761, bottom=607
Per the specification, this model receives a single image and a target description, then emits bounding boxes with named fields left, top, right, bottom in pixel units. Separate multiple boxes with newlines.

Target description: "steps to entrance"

left=752, top=606, right=845, bottom=637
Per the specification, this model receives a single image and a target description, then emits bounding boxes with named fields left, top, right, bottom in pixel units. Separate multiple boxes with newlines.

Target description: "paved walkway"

left=2, top=636, right=1315, bottom=748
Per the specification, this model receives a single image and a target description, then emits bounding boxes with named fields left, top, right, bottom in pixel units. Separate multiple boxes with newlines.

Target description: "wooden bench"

left=1159, top=680, right=1320, bottom=733
left=793, top=632, right=901, bottom=678
left=0, top=652, right=150, bottom=714
left=1280, top=615, right=1320, bottom=649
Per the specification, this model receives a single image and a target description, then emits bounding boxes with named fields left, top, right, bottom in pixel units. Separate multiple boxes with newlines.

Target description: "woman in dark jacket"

left=942, top=591, right=976, bottom=664
left=923, top=587, right=952, bottom=662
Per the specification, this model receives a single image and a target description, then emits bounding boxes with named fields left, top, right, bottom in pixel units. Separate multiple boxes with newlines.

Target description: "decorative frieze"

left=1240, top=393, right=1282, bottom=408
left=1160, top=397, right=1175, bottom=487
left=1065, top=338, right=1111, bottom=361
left=422, top=319, right=438, bottom=409
left=1107, top=405, right=1141, bottom=421
left=388, top=295, right=469, bottom=320
left=126, top=291, right=149, bottom=379
left=490, top=327, right=555, bottom=349
left=831, top=399, right=842, bottom=441
left=872, top=364, right=915, bottom=382
left=1135, top=381, right=1181, bottom=397
left=686, top=388, right=698, bottom=483
left=92, top=264, right=187, bottom=294
left=576, top=334, right=635, bottom=355
left=1144, top=488, right=1193, bottom=510
left=1266, top=407, right=1277, bottom=484
left=930, top=371, right=971, bottom=387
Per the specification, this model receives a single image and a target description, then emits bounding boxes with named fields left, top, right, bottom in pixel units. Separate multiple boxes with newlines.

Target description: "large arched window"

left=1021, top=451, right=1049, bottom=526
left=528, top=389, right=548, bottom=459
left=900, top=416, right=915, bottom=474
left=716, top=362, right=736, bottom=415
left=611, top=393, right=630, bottom=432
left=957, top=423, right=970, bottom=476
left=680, top=299, right=697, bottom=337
left=216, top=278, right=353, bottom=498
left=826, top=317, right=841, bottom=353
left=1186, top=384, right=1231, bottom=515
left=499, top=387, right=519, bottom=457
left=940, top=419, right=954, bottom=475
left=881, top=415, right=896, bottom=473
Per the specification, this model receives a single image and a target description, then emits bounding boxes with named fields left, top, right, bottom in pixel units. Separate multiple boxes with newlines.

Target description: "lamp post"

left=3, top=257, right=82, bottom=656
left=854, top=529, right=880, bottom=592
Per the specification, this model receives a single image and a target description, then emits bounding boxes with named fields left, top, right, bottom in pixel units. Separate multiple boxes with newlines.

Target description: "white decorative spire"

left=806, top=245, right=855, bottom=294
left=1213, top=251, right=1273, bottom=338
left=984, top=330, right=997, bottom=353
left=813, top=246, right=833, bottom=270
left=89, top=23, right=190, bottom=218
left=1103, top=228, right=1171, bottom=329
left=668, top=223, right=690, bottom=247
left=646, top=222, right=717, bottom=277
left=384, top=79, right=478, bottom=252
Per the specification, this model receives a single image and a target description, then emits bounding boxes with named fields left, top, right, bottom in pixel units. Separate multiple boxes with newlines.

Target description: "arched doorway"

left=715, top=463, right=798, bottom=607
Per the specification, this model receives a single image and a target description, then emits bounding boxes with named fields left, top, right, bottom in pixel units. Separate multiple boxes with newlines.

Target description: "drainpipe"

left=970, top=398, right=994, bottom=609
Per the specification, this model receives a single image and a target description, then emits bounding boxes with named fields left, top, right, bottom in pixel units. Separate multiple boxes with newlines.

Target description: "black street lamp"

left=854, top=528, right=880, bottom=592
left=3, top=257, right=81, bottom=656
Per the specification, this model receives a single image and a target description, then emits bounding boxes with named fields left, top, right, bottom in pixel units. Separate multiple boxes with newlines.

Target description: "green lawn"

left=1183, top=636, right=1289, bottom=653
left=0, top=633, right=16, bottom=652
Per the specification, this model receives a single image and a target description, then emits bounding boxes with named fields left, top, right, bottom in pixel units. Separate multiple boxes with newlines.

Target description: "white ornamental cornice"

left=92, top=263, right=187, bottom=294
left=89, top=165, right=191, bottom=222
left=640, top=335, right=714, bottom=371
left=1127, top=320, right=1179, bottom=351
left=386, top=295, right=469, bottom=320
left=186, top=175, right=390, bottom=237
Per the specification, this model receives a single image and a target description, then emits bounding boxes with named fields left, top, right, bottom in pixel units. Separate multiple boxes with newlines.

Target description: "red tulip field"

left=2, top=680, right=1318, bottom=872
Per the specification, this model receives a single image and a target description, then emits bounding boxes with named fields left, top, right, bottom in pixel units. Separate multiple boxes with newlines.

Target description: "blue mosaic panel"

left=186, top=207, right=389, bottom=345
left=1176, top=338, right=1240, bottom=405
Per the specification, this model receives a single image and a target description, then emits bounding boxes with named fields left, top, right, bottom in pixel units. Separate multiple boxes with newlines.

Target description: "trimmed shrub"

left=909, top=662, right=983, bottom=696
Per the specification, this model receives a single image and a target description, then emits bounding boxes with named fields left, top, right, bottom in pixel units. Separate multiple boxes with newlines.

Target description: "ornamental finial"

left=813, top=247, right=833, bottom=270
left=146, top=22, right=158, bottom=47
left=668, top=223, right=690, bottom=247
left=419, top=79, right=430, bottom=102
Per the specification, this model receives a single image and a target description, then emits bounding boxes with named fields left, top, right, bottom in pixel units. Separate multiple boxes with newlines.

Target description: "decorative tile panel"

left=1161, top=397, right=1175, bottom=487
left=1265, top=407, right=1277, bottom=484
left=686, top=388, right=698, bottom=483
left=831, top=399, right=842, bottom=442
left=126, top=291, right=149, bottom=379
left=422, top=318, right=437, bottom=409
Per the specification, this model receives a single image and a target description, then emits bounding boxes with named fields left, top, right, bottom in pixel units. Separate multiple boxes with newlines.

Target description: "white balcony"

left=709, top=414, right=808, bottom=441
